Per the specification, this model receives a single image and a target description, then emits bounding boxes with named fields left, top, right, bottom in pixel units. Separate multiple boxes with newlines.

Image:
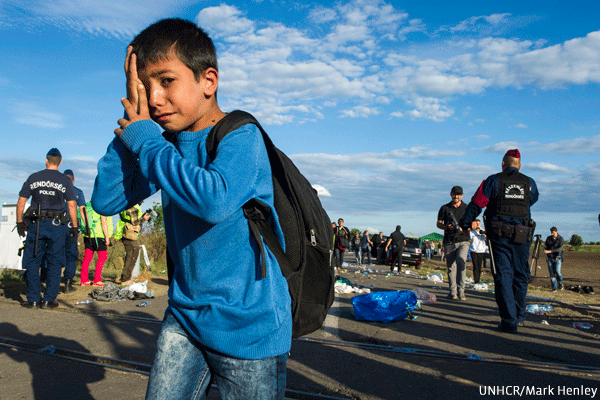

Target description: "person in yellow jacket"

left=113, top=203, right=149, bottom=285
left=80, top=202, right=113, bottom=286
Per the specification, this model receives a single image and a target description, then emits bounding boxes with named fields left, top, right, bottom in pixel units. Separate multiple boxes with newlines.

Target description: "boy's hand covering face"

left=125, top=46, right=143, bottom=114
left=115, top=48, right=151, bottom=136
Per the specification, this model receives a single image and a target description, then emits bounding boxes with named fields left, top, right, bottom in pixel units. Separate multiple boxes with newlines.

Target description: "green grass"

left=0, top=269, right=24, bottom=282
left=573, top=245, right=600, bottom=252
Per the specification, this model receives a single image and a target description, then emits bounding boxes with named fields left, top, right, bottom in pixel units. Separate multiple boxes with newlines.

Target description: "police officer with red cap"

left=460, top=149, right=539, bottom=333
left=16, top=148, right=78, bottom=309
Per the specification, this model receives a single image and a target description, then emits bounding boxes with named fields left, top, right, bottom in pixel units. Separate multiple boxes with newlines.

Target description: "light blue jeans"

left=444, top=241, right=470, bottom=296
left=546, top=257, right=563, bottom=290
left=146, top=310, right=288, bottom=400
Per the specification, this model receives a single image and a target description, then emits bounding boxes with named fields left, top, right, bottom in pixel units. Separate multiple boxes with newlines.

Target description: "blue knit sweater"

left=91, top=119, right=292, bottom=359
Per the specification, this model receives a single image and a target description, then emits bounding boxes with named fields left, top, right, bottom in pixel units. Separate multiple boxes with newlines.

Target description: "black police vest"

left=492, top=171, right=530, bottom=219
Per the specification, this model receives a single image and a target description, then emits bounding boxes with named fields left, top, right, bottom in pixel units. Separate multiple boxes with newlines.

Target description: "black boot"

left=64, top=279, right=76, bottom=293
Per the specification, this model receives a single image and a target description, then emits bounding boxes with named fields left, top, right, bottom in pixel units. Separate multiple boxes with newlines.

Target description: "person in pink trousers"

left=79, top=202, right=113, bottom=286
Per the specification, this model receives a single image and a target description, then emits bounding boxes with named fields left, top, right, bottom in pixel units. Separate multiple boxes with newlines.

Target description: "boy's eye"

left=161, top=77, right=174, bottom=87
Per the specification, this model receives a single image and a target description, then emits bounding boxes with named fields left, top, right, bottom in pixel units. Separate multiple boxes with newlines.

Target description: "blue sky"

left=1, top=0, right=600, bottom=241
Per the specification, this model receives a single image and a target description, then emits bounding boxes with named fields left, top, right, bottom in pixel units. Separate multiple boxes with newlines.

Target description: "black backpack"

left=204, top=110, right=335, bottom=338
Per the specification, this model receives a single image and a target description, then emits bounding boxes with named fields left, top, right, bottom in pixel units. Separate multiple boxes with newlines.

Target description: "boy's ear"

left=202, top=68, right=219, bottom=97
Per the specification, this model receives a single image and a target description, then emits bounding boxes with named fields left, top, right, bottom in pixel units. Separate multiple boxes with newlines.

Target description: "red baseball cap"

left=504, top=149, right=520, bottom=159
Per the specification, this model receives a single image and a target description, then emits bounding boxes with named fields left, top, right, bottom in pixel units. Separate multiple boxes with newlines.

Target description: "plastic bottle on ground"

left=75, top=299, right=93, bottom=305
left=573, top=322, right=593, bottom=329
left=138, top=301, right=152, bottom=307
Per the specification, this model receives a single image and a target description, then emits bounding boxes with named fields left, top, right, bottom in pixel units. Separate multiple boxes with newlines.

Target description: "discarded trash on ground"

left=468, top=282, right=489, bottom=291
left=335, top=277, right=372, bottom=294
left=38, top=345, right=55, bottom=354
left=352, top=290, right=420, bottom=323
left=526, top=304, right=554, bottom=315
left=412, top=287, right=436, bottom=304
left=573, top=322, right=594, bottom=330
left=90, top=282, right=155, bottom=302
left=426, top=273, right=443, bottom=283
left=569, top=285, right=595, bottom=295
left=541, top=320, right=549, bottom=325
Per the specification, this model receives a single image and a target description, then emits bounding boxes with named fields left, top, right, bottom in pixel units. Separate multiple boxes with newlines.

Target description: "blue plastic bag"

left=352, top=290, right=420, bottom=323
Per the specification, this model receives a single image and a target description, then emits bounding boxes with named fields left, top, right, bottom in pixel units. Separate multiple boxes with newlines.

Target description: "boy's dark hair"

left=130, top=18, right=218, bottom=81
left=46, top=155, right=61, bottom=166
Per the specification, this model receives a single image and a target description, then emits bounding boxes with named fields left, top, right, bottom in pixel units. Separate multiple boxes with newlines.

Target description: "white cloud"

left=527, top=162, right=573, bottom=174
left=312, top=184, right=331, bottom=197
left=10, top=102, right=64, bottom=129
left=339, top=106, right=380, bottom=118
left=9, top=0, right=600, bottom=128
left=7, top=0, right=191, bottom=38
left=513, top=123, right=528, bottom=129
left=197, top=5, right=255, bottom=38
left=533, top=134, right=600, bottom=155
left=446, top=13, right=512, bottom=34
left=406, top=97, right=454, bottom=122
left=511, top=30, right=600, bottom=88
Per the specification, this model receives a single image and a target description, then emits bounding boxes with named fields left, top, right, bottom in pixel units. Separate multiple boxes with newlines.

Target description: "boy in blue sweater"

left=91, top=19, right=291, bottom=400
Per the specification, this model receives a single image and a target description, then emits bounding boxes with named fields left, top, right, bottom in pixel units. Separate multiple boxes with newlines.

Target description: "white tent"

left=0, top=203, right=25, bottom=270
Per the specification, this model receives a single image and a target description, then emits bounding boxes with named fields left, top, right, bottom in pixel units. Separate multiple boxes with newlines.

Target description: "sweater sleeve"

left=91, top=135, right=157, bottom=216
left=115, top=119, right=268, bottom=225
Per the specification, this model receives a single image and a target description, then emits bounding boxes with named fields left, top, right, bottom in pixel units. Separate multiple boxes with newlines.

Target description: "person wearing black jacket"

left=385, top=225, right=406, bottom=273
left=334, top=218, right=350, bottom=270
left=371, top=232, right=383, bottom=264
left=544, top=227, right=564, bottom=291
left=437, top=185, right=470, bottom=300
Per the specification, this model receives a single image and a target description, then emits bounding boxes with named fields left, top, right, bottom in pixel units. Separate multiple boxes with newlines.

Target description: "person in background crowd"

left=79, top=201, right=112, bottom=286
left=331, top=222, right=337, bottom=268
left=437, top=185, right=470, bottom=301
left=385, top=225, right=406, bottom=274
left=425, top=241, right=433, bottom=260
left=351, top=231, right=362, bottom=266
left=544, top=226, right=565, bottom=292
left=469, top=219, right=488, bottom=284
left=371, top=231, right=383, bottom=264
left=361, top=230, right=373, bottom=266
left=61, top=169, right=87, bottom=293
left=113, top=203, right=150, bottom=286
left=334, top=218, right=350, bottom=271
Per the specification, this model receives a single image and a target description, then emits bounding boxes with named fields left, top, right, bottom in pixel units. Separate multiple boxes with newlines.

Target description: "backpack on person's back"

left=206, top=111, right=335, bottom=338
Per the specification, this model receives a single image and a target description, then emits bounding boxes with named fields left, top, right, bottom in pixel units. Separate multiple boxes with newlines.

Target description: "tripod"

left=529, top=234, right=543, bottom=276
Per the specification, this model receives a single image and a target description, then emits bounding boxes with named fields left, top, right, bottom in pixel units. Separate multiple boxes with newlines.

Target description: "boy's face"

left=137, top=53, right=215, bottom=133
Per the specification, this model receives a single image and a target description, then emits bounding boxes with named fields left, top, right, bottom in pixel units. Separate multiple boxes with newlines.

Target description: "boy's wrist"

left=119, top=120, right=162, bottom=154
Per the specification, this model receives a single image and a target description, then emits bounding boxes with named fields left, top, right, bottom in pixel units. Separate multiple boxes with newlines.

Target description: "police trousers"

left=22, top=220, right=67, bottom=302
left=490, top=237, right=530, bottom=330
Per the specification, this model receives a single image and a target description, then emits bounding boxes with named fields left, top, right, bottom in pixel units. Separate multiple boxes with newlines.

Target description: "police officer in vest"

left=16, top=148, right=78, bottom=309
left=460, top=149, right=539, bottom=333
left=62, top=169, right=87, bottom=293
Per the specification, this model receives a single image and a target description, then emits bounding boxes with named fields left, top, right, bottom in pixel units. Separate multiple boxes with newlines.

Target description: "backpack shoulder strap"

left=206, top=110, right=260, bottom=161
left=206, top=110, right=291, bottom=281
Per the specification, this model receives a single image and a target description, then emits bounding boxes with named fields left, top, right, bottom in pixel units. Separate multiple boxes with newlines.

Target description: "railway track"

left=2, top=299, right=599, bottom=376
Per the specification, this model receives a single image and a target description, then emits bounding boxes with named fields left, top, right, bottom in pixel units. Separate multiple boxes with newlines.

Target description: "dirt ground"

left=418, top=250, right=600, bottom=329
left=2, top=249, right=598, bottom=331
